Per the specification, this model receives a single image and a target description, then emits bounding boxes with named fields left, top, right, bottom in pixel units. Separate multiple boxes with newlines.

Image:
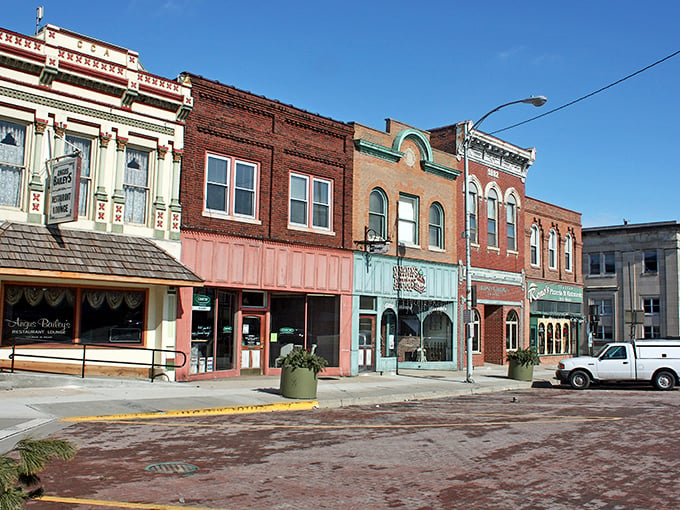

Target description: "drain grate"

left=145, top=462, right=199, bottom=474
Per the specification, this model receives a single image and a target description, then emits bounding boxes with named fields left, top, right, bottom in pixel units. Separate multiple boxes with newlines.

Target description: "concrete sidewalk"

left=0, top=363, right=557, bottom=452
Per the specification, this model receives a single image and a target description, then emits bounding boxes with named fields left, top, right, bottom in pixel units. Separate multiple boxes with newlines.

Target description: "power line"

left=490, top=48, right=680, bottom=135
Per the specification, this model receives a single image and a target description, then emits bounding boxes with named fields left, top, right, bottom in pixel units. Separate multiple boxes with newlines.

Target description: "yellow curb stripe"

left=38, top=495, right=222, bottom=509
left=59, top=400, right=318, bottom=423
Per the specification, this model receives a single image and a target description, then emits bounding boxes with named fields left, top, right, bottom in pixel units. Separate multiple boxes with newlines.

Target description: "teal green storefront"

left=352, top=253, right=459, bottom=375
left=527, top=281, right=584, bottom=358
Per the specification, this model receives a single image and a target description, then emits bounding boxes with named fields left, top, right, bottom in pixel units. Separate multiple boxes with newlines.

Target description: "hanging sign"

left=47, top=155, right=81, bottom=225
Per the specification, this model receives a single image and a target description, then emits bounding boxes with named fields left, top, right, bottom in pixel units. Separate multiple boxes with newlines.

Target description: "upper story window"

left=124, top=147, right=149, bottom=224
left=643, top=297, right=660, bottom=315
left=588, top=252, right=615, bottom=276
left=487, top=189, right=498, bottom=247
left=289, top=173, right=331, bottom=231
left=398, top=193, right=419, bottom=246
left=205, top=153, right=258, bottom=219
left=65, top=135, right=92, bottom=217
left=643, top=250, right=657, bottom=274
left=565, top=234, right=573, bottom=272
left=530, top=224, right=540, bottom=267
left=428, top=202, right=444, bottom=250
left=0, top=120, right=26, bottom=208
left=467, top=182, right=478, bottom=244
left=548, top=230, right=557, bottom=269
left=368, top=188, right=387, bottom=239
left=506, top=194, right=517, bottom=251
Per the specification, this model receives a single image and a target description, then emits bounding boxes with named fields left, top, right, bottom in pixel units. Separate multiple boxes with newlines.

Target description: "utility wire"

left=490, top=48, right=680, bottom=135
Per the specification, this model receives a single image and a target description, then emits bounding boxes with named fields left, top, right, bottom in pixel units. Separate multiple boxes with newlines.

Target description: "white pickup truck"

left=556, top=340, right=680, bottom=391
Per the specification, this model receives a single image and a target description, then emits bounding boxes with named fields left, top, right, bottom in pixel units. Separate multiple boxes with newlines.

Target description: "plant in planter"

left=506, top=347, right=540, bottom=381
left=279, top=348, right=328, bottom=399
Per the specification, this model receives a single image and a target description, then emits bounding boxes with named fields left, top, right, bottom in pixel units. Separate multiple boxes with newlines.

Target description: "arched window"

left=428, top=202, right=444, bottom=250
left=423, top=311, right=452, bottom=361
left=506, top=195, right=517, bottom=251
left=380, top=309, right=397, bottom=357
left=369, top=188, right=387, bottom=240
left=565, top=234, right=573, bottom=272
left=505, top=310, right=519, bottom=351
left=471, top=309, right=481, bottom=352
left=538, top=323, right=546, bottom=354
left=563, top=324, right=570, bottom=353
left=548, top=230, right=557, bottom=270
left=487, top=189, right=498, bottom=247
left=547, top=323, right=554, bottom=354
left=530, top=225, right=540, bottom=266
left=467, top=182, right=478, bottom=244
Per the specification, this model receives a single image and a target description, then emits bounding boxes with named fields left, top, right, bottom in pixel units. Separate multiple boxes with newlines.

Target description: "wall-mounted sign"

left=527, top=282, right=583, bottom=303
left=393, top=266, right=426, bottom=294
left=47, top=155, right=81, bottom=225
left=192, top=293, right=212, bottom=311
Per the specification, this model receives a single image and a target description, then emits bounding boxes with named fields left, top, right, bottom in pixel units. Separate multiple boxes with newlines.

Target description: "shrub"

left=506, top=347, right=541, bottom=367
left=279, top=349, right=328, bottom=375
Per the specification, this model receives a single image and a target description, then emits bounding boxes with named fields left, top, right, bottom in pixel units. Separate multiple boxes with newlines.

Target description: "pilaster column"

left=169, top=149, right=183, bottom=240
left=111, top=136, right=127, bottom=233
left=53, top=121, right=67, bottom=157
left=28, top=119, right=48, bottom=223
left=94, top=132, right=112, bottom=231
left=153, top=145, right=168, bottom=239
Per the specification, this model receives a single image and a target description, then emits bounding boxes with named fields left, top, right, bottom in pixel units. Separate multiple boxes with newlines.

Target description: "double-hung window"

left=548, top=230, right=557, bottom=269
left=124, top=147, right=149, bottom=224
left=487, top=189, right=498, bottom=247
left=467, top=182, right=478, bottom=244
left=530, top=225, right=540, bottom=266
left=565, top=234, right=573, bottom=272
left=0, top=120, right=26, bottom=208
left=506, top=195, right=517, bottom=251
left=289, top=173, right=331, bottom=230
left=428, top=202, right=444, bottom=250
left=205, top=154, right=257, bottom=219
left=65, top=135, right=92, bottom=217
left=369, top=188, right=387, bottom=239
left=398, top=194, right=419, bottom=246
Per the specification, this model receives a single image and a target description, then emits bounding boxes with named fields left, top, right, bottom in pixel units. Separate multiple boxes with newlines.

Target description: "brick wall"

left=181, top=74, right=354, bottom=249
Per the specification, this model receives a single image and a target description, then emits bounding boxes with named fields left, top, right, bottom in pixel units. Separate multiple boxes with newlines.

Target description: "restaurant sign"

left=527, top=282, right=583, bottom=303
left=393, top=266, right=426, bottom=294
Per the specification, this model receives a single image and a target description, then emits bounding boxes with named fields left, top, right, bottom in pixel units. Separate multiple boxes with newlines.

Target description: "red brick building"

left=430, top=122, right=535, bottom=366
left=176, top=74, right=354, bottom=380
left=524, top=197, right=584, bottom=363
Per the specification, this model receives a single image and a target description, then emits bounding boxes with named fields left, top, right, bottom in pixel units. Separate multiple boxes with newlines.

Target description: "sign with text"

left=47, top=155, right=81, bottom=225
left=527, top=282, right=583, bottom=303
left=393, top=266, right=426, bottom=294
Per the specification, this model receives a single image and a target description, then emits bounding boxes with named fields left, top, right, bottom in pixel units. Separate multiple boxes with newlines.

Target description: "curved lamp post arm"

left=465, top=96, right=547, bottom=146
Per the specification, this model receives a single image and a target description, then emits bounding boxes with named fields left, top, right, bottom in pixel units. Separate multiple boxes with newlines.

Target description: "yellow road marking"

left=38, top=495, right=222, bottom=509
left=60, top=401, right=318, bottom=422
left=96, top=415, right=622, bottom=429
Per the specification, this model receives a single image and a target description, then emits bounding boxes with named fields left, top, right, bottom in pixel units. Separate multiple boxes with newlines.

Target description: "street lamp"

left=462, top=96, right=547, bottom=383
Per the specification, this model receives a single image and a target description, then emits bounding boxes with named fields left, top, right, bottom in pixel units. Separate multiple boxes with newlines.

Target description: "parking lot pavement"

left=0, top=364, right=555, bottom=451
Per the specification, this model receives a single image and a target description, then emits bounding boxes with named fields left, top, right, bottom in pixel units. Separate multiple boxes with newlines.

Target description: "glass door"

left=240, top=314, right=264, bottom=375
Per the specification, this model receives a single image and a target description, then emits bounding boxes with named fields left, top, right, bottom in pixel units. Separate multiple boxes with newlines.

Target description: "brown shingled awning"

left=0, top=222, right=203, bottom=287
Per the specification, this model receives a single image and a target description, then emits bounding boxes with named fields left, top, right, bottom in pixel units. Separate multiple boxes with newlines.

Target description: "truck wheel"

left=569, top=370, right=590, bottom=390
left=653, top=370, right=675, bottom=391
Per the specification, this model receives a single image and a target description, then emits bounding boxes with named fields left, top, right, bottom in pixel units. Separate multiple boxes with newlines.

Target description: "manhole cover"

left=145, top=462, right=198, bottom=474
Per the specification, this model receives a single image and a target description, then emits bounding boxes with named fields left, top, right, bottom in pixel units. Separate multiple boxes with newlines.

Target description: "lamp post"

left=462, top=96, right=547, bottom=383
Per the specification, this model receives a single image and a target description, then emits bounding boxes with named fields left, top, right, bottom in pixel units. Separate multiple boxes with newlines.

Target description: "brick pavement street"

left=24, top=385, right=680, bottom=509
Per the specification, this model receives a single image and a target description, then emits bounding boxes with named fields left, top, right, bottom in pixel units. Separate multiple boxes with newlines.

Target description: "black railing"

left=8, top=341, right=186, bottom=382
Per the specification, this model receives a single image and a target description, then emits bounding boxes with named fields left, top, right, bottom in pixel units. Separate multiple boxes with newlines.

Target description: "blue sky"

left=5, top=1, right=679, bottom=227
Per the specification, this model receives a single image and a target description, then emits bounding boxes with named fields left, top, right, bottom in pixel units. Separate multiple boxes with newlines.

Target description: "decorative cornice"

left=284, top=148, right=344, bottom=168
left=421, top=161, right=460, bottom=181
left=353, top=138, right=402, bottom=162
left=196, top=125, right=273, bottom=150
left=285, top=118, right=346, bottom=140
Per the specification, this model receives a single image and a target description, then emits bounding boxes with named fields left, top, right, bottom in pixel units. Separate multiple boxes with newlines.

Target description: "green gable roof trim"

left=421, top=161, right=461, bottom=180
left=354, top=138, right=402, bottom=162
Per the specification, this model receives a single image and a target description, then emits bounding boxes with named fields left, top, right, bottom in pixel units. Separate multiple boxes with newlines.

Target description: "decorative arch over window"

left=467, top=180, right=480, bottom=244
left=565, top=233, right=573, bottom=272
left=530, top=224, right=541, bottom=267
left=428, top=202, right=444, bottom=250
left=506, top=194, right=517, bottom=251
left=548, top=229, right=557, bottom=269
left=471, top=309, right=481, bottom=352
left=506, top=310, right=519, bottom=351
left=369, top=188, right=388, bottom=240
left=392, top=129, right=433, bottom=163
left=487, top=188, right=499, bottom=247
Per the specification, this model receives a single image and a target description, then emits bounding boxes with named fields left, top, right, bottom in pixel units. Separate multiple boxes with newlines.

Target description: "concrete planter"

left=507, top=359, right=535, bottom=381
left=280, top=366, right=319, bottom=399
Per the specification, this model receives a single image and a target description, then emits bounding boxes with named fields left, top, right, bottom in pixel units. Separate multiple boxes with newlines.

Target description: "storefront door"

left=241, top=314, right=264, bottom=375
left=358, top=315, right=375, bottom=371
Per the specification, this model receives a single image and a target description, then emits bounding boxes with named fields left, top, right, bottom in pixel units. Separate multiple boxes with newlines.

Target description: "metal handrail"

left=8, top=340, right=187, bottom=382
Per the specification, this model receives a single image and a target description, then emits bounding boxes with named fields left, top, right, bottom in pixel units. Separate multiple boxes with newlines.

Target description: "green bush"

left=279, top=349, right=328, bottom=374
left=506, top=347, right=541, bottom=367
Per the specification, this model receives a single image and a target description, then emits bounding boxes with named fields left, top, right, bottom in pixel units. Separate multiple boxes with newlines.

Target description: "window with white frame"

left=530, top=224, right=540, bottom=266
left=467, top=182, right=478, bottom=244
left=65, top=135, right=92, bottom=217
left=428, top=202, right=444, bottom=250
left=124, top=148, right=150, bottom=224
left=471, top=309, right=481, bottom=352
left=548, top=230, right=557, bottom=269
left=289, top=173, right=331, bottom=230
left=565, top=234, right=573, bottom=272
left=487, top=189, right=498, bottom=247
left=505, top=310, right=519, bottom=351
left=506, top=194, right=517, bottom=251
left=398, top=194, right=419, bottom=245
left=0, top=120, right=26, bottom=208
left=368, top=188, right=387, bottom=239
left=205, top=154, right=257, bottom=218
left=643, top=297, right=660, bottom=315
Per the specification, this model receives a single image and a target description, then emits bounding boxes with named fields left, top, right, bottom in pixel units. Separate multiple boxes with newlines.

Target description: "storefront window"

left=422, top=311, right=452, bottom=361
left=2, top=286, right=74, bottom=345
left=80, top=290, right=145, bottom=344
left=270, top=294, right=306, bottom=367
left=308, top=295, right=339, bottom=367
left=381, top=309, right=397, bottom=357
left=190, top=288, right=235, bottom=373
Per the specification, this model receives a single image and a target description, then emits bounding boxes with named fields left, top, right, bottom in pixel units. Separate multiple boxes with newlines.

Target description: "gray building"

left=582, top=222, right=680, bottom=351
